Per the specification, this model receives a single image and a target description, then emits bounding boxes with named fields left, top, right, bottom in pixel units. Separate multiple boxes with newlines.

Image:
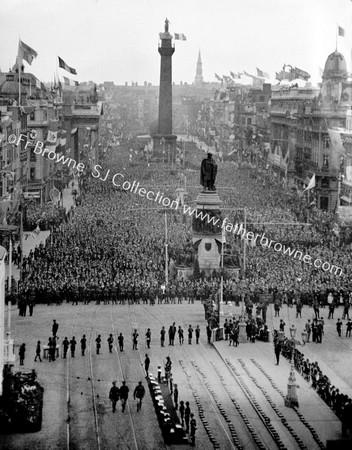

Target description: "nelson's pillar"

left=153, top=18, right=177, bottom=152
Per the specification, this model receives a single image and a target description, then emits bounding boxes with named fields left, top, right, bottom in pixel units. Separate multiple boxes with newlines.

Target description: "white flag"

left=303, top=174, right=315, bottom=191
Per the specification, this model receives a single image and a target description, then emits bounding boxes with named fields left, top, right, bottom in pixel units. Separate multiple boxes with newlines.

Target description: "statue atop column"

left=165, top=18, right=170, bottom=32
left=200, top=152, right=217, bottom=191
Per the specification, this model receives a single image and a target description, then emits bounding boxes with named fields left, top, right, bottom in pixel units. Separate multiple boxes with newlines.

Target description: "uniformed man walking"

left=133, top=381, right=146, bottom=411
left=120, top=381, right=129, bottom=412
left=109, top=381, right=120, bottom=413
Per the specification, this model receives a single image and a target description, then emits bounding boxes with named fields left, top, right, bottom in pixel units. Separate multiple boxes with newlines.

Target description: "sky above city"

left=1, top=0, right=352, bottom=86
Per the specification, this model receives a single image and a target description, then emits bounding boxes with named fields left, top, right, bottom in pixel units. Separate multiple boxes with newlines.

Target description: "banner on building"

left=293, top=67, right=310, bottom=80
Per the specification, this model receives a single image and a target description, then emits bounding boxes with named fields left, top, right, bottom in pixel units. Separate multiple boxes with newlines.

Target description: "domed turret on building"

left=321, top=50, right=348, bottom=104
left=322, top=50, right=348, bottom=80
left=0, top=73, right=27, bottom=103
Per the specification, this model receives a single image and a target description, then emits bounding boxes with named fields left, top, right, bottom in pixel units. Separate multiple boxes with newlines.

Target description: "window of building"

left=30, top=149, right=36, bottom=162
left=326, top=83, right=331, bottom=98
left=320, top=196, right=329, bottom=211
left=246, top=117, right=252, bottom=125
left=30, top=167, right=35, bottom=180
left=323, top=155, right=329, bottom=170
left=260, top=96, right=264, bottom=102
left=29, top=111, right=35, bottom=121
left=324, top=138, right=330, bottom=149
left=321, top=177, right=329, bottom=188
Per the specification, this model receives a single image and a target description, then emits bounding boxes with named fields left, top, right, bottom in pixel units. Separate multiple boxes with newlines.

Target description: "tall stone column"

left=153, top=19, right=177, bottom=152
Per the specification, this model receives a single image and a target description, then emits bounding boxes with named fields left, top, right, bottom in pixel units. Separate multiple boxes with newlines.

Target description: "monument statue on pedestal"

left=165, top=18, right=170, bottom=32
left=200, top=152, right=217, bottom=191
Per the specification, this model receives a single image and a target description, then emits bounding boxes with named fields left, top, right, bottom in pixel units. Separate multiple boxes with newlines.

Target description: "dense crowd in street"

left=4, top=142, right=350, bottom=319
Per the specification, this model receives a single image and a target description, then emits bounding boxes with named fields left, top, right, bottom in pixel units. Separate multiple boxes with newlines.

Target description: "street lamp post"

left=161, top=138, right=165, bottom=165
left=284, top=324, right=307, bottom=408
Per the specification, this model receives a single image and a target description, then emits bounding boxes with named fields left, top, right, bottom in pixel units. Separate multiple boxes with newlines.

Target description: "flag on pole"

left=17, top=40, right=38, bottom=65
left=256, top=68, right=269, bottom=78
left=214, top=73, right=223, bottom=82
left=243, top=70, right=254, bottom=78
left=174, top=33, right=186, bottom=40
left=63, top=76, right=79, bottom=86
left=303, top=174, right=316, bottom=191
left=338, top=26, right=345, bottom=37
left=58, top=57, right=77, bottom=75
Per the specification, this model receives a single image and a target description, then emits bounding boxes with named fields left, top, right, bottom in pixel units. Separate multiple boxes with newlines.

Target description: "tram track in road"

left=136, top=303, right=270, bottom=449
left=66, top=303, right=101, bottom=450
left=108, top=303, right=140, bottom=450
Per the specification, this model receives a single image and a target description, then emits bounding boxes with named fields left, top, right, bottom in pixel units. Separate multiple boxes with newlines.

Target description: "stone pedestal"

left=192, top=191, right=223, bottom=273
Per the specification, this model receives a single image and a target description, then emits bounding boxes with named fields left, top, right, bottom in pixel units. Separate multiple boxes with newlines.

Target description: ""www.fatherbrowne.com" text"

left=92, top=165, right=342, bottom=277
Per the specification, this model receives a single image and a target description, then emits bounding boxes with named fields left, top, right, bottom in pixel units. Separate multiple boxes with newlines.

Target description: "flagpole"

left=336, top=23, right=338, bottom=51
left=164, top=211, right=168, bottom=286
left=307, top=189, right=310, bottom=224
left=241, top=209, right=246, bottom=319
left=219, top=229, right=224, bottom=328
left=18, top=45, right=21, bottom=106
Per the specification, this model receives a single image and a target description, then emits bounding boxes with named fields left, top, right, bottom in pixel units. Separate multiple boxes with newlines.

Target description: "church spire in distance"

left=194, top=49, right=204, bottom=85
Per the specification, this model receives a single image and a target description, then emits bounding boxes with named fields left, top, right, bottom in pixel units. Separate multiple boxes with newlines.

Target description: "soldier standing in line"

left=165, top=356, right=172, bottom=379
left=336, top=318, right=343, bottom=337
left=52, top=319, right=59, bottom=338
left=189, top=413, right=197, bottom=446
left=195, top=325, right=200, bottom=344
left=19, top=343, right=26, bottom=365
left=70, top=336, right=77, bottom=357
left=173, top=384, right=179, bottom=409
left=107, top=334, right=114, bottom=353
left=185, top=401, right=191, bottom=433
left=118, top=333, right=124, bottom=351
left=160, top=326, right=166, bottom=347
left=188, top=325, right=193, bottom=344
left=96, top=334, right=102, bottom=354
left=144, top=354, right=150, bottom=375
left=206, top=323, right=212, bottom=344
left=305, top=319, right=311, bottom=342
left=178, top=326, right=184, bottom=345
left=179, top=400, right=185, bottom=426
left=145, top=328, right=151, bottom=349
left=80, top=334, right=87, bottom=356
left=62, top=337, right=69, bottom=359
left=34, top=340, right=42, bottom=362
left=274, top=339, right=282, bottom=365
left=132, top=329, right=139, bottom=350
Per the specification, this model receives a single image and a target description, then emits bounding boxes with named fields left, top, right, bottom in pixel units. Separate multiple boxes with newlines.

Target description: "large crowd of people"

left=3, top=138, right=350, bottom=315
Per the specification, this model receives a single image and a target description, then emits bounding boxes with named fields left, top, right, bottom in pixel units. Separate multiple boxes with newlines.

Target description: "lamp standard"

left=284, top=324, right=307, bottom=408
left=161, top=138, right=165, bottom=164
